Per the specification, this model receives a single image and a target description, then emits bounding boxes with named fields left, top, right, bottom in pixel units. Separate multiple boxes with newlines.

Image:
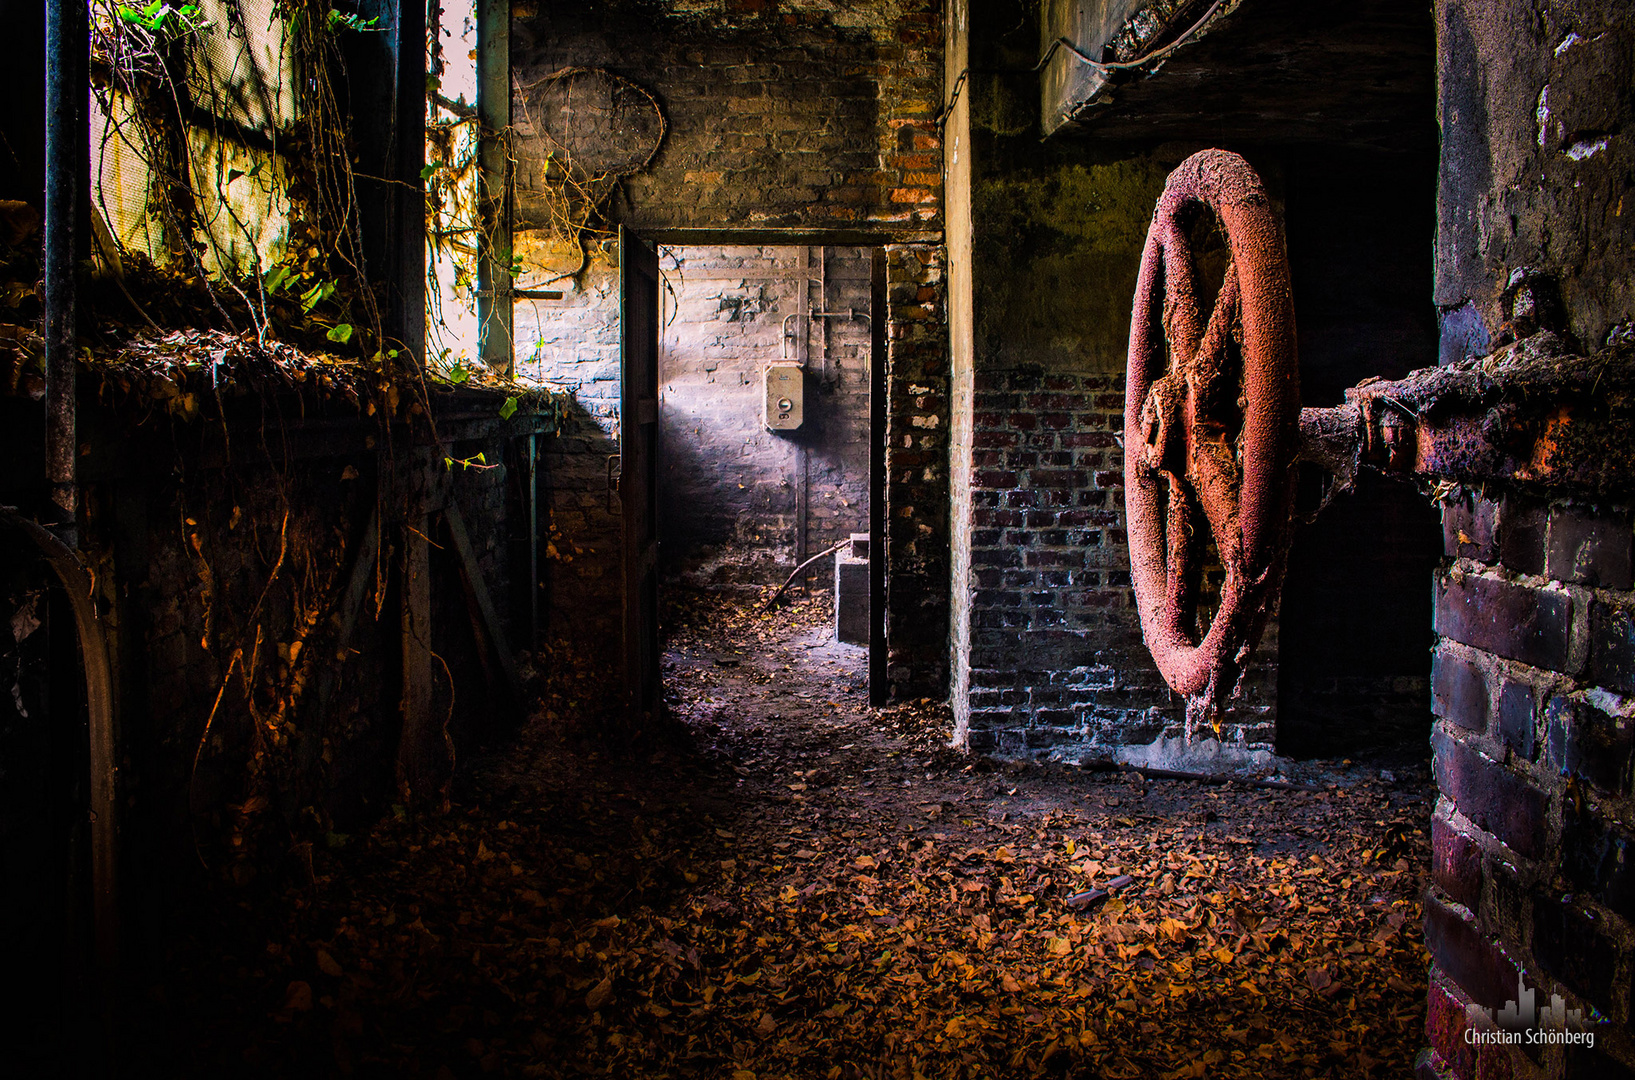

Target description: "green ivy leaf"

left=262, top=265, right=293, bottom=293
left=118, top=4, right=163, bottom=29
left=326, top=323, right=354, bottom=344
left=300, top=279, right=336, bottom=312
left=498, top=395, right=518, bottom=420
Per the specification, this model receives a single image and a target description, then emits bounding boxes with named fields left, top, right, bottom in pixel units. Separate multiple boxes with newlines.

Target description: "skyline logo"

left=1464, top=974, right=1595, bottom=1048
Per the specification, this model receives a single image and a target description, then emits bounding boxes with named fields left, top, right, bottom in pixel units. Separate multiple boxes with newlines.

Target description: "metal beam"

left=477, top=0, right=513, bottom=376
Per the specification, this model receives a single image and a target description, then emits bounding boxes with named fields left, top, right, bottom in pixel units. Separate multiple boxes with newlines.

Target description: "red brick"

left=1546, top=504, right=1633, bottom=589
left=1432, top=648, right=1490, bottom=731
left=1498, top=495, right=1546, bottom=576
left=1425, top=975, right=1478, bottom=1080
left=1431, top=728, right=1549, bottom=856
left=1531, top=898, right=1620, bottom=1015
left=1433, top=569, right=1573, bottom=673
left=1444, top=494, right=1500, bottom=563
left=889, top=187, right=937, bottom=204
left=1545, top=695, right=1634, bottom=796
left=1432, top=812, right=1483, bottom=908
left=1591, top=598, right=1635, bottom=695
left=1496, top=679, right=1536, bottom=760
left=1423, top=891, right=1521, bottom=1008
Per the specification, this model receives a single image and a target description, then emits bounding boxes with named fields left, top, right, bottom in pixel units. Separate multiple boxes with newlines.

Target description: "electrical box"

left=764, top=364, right=804, bottom=431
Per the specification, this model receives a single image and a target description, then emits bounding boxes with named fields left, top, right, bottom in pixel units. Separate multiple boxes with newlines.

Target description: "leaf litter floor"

left=144, top=586, right=1435, bottom=1079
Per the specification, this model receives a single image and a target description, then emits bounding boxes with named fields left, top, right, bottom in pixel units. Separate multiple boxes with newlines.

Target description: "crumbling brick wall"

left=512, top=0, right=944, bottom=234
left=513, top=0, right=950, bottom=698
left=658, top=245, right=872, bottom=589
left=885, top=244, right=950, bottom=698
left=948, top=0, right=1441, bottom=758
left=1419, top=3, right=1635, bottom=1075
left=958, top=364, right=1277, bottom=754
left=1423, top=492, right=1635, bottom=1078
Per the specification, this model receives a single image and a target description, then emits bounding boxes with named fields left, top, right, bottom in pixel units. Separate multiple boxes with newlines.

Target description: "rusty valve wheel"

left=1123, top=150, right=1302, bottom=733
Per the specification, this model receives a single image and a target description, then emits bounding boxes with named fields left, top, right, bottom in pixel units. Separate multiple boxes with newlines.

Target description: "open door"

left=619, top=227, right=662, bottom=719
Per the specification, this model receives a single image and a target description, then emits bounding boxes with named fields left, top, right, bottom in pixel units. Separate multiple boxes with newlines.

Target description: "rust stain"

left=1123, top=150, right=1300, bottom=731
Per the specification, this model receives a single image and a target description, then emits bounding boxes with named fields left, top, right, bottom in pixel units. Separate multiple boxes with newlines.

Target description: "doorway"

left=644, top=242, right=882, bottom=714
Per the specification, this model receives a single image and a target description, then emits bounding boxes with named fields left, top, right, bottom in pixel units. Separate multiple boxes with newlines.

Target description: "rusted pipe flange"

left=1123, top=150, right=1301, bottom=730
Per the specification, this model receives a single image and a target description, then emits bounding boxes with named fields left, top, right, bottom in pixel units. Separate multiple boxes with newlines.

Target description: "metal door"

left=619, top=227, right=662, bottom=719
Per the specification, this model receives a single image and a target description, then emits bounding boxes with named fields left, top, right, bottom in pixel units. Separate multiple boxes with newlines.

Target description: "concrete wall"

left=658, top=245, right=872, bottom=587
left=1434, top=0, right=1635, bottom=363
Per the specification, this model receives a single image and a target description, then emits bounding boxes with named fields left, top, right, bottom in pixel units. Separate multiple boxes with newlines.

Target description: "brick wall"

left=1419, top=5, right=1635, bottom=1073
left=1421, top=491, right=1635, bottom=1078
left=884, top=244, right=950, bottom=699
left=511, top=0, right=951, bottom=697
left=658, top=245, right=872, bottom=588
left=951, top=140, right=1437, bottom=757
left=960, top=365, right=1276, bottom=754
left=513, top=0, right=944, bottom=233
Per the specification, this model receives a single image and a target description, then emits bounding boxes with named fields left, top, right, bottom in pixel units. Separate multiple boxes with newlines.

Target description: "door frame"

left=634, top=229, right=890, bottom=703
left=619, top=227, right=662, bottom=719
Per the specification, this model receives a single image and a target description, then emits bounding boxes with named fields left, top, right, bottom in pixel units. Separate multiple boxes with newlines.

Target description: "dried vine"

left=512, top=66, right=668, bottom=285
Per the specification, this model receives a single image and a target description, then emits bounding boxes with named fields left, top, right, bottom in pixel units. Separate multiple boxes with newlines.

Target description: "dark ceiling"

left=1046, top=0, right=1438, bottom=152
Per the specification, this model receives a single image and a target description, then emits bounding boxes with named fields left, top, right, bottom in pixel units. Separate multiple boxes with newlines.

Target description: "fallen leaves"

left=143, top=588, right=1435, bottom=1079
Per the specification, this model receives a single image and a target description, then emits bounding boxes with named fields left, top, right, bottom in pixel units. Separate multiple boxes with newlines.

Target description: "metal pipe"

left=44, top=0, right=85, bottom=543
left=0, top=510, right=118, bottom=1063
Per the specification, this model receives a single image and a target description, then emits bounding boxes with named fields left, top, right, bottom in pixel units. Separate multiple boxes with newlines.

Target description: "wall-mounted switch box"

left=764, top=364, right=804, bottom=431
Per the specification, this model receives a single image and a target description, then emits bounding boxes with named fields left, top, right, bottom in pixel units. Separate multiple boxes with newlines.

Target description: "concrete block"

left=835, top=551, right=869, bottom=645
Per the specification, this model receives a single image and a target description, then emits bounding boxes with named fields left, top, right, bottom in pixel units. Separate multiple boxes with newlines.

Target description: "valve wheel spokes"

left=1123, top=150, right=1301, bottom=727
